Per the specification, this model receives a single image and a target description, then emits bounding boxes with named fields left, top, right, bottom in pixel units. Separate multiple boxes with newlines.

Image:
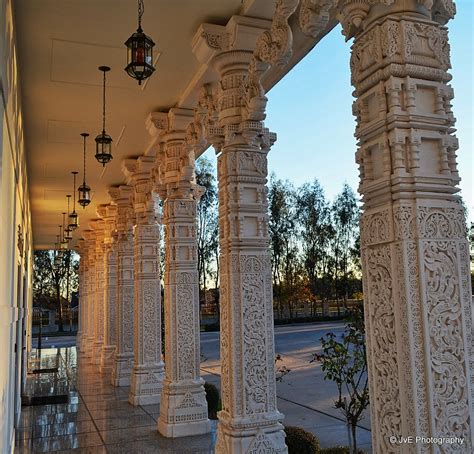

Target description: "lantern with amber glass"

left=78, top=133, right=92, bottom=208
left=124, top=0, right=155, bottom=85
left=68, top=171, right=80, bottom=230
left=95, top=66, right=113, bottom=166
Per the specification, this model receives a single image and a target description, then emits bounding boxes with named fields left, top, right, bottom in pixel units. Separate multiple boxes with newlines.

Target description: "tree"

left=33, top=250, right=79, bottom=332
left=268, top=175, right=298, bottom=318
left=296, top=180, right=332, bottom=315
left=313, top=305, right=369, bottom=454
left=195, top=156, right=219, bottom=306
left=332, top=184, right=360, bottom=309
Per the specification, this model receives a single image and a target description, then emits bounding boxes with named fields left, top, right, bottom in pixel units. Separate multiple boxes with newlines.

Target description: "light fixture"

left=78, top=133, right=92, bottom=208
left=64, top=200, right=73, bottom=241
left=124, top=0, right=155, bottom=85
left=60, top=222, right=68, bottom=250
left=62, top=212, right=72, bottom=242
left=54, top=234, right=62, bottom=267
left=68, top=171, right=79, bottom=230
left=95, top=66, right=113, bottom=166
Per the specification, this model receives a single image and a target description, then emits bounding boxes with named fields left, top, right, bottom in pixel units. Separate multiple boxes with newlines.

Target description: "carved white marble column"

left=339, top=1, right=474, bottom=452
left=110, top=185, right=135, bottom=386
left=82, top=231, right=96, bottom=359
left=76, top=240, right=85, bottom=352
left=149, top=109, right=211, bottom=437
left=98, top=204, right=118, bottom=376
left=91, top=220, right=105, bottom=366
left=122, top=156, right=165, bottom=405
left=194, top=14, right=287, bottom=453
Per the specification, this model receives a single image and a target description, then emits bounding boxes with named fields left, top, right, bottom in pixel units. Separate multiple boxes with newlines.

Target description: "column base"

left=92, top=341, right=104, bottom=365
left=99, top=345, right=116, bottom=376
left=128, top=363, right=165, bottom=406
left=157, top=379, right=211, bottom=438
left=215, top=411, right=287, bottom=454
left=80, top=336, right=94, bottom=358
left=76, top=332, right=82, bottom=352
left=111, top=352, right=133, bottom=387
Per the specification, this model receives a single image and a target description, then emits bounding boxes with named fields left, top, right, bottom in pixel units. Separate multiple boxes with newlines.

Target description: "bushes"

left=204, top=382, right=220, bottom=419
left=284, top=426, right=320, bottom=454
left=320, top=447, right=365, bottom=454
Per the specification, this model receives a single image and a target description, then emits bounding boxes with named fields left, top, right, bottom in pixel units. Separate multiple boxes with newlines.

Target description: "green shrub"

left=204, top=382, right=220, bottom=419
left=320, top=447, right=366, bottom=454
left=284, top=426, right=320, bottom=454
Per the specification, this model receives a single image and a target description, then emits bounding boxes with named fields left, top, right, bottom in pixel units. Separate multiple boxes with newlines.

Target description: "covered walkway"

left=16, top=348, right=216, bottom=453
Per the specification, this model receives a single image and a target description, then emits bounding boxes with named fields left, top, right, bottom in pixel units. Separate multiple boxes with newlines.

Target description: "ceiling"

left=14, top=0, right=244, bottom=249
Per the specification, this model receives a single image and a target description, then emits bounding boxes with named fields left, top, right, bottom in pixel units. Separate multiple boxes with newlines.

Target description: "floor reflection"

left=15, top=347, right=216, bottom=453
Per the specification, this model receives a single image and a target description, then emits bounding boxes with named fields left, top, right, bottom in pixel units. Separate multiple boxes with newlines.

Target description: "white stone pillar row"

left=193, top=14, right=288, bottom=453
left=76, top=239, right=85, bottom=353
left=78, top=243, right=90, bottom=356
left=148, top=108, right=211, bottom=437
left=98, top=204, right=118, bottom=376
left=109, top=185, right=135, bottom=387
left=339, top=1, right=474, bottom=452
left=82, top=230, right=96, bottom=359
left=123, top=156, right=165, bottom=405
left=91, top=220, right=106, bottom=366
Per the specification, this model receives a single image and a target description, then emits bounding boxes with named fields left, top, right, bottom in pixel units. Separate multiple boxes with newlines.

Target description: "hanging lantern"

left=68, top=171, right=80, bottom=230
left=95, top=66, right=113, bottom=166
left=124, top=0, right=155, bottom=85
left=54, top=234, right=62, bottom=267
left=78, top=133, right=92, bottom=208
left=60, top=221, right=68, bottom=250
left=64, top=198, right=73, bottom=241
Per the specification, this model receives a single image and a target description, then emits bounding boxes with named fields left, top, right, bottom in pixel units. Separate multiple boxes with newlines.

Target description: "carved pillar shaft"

left=92, top=226, right=105, bottom=365
left=125, top=157, right=165, bottom=406
left=99, top=205, right=118, bottom=375
left=153, top=117, right=210, bottom=437
left=85, top=241, right=96, bottom=358
left=76, top=259, right=84, bottom=352
left=110, top=186, right=135, bottom=387
left=211, top=55, right=285, bottom=454
left=128, top=221, right=164, bottom=404
left=342, top=1, right=474, bottom=452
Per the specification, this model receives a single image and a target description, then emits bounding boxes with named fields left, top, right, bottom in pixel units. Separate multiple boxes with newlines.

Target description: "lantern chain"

left=138, top=0, right=144, bottom=29
left=102, top=69, right=106, bottom=133
left=72, top=172, right=77, bottom=210
left=82, top=135, right=87, bottom=185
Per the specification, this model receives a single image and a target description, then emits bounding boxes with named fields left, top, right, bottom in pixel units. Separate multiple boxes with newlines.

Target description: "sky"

left=259, top=1, right=473, bottom=219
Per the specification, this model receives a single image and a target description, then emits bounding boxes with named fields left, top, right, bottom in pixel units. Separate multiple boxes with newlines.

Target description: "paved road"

left=200, top=321, right=346, bottom=364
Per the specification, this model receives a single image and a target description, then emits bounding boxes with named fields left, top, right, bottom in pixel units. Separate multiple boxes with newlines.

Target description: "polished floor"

left=15, top=348, right=216, bottom=453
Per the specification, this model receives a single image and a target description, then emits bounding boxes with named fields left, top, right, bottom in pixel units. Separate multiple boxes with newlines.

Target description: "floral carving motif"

left=299, top=0, right=337, bottom=38
left=423, top=241, right=470, bottom=448
left=360, top=209, right=391, bottom=247
left=418, top=207, right=466, bottom=239
left=177, top=283, right=196, bottom=380
left=365, top=245, right=401, bottom=453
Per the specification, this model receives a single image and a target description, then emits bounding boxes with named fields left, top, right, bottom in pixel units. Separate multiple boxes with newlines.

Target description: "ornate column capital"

left=337, top=0, right=456, bottom=40
left=109, top=185, right=134, bottom=239
left=147, top=109, right=205, bottom=202
left=97, top=203, right=118, bottom=248
left=122, top=156, right=157, bottom=225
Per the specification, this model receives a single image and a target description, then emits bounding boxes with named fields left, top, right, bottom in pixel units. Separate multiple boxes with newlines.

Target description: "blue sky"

left=262, top=2, right=473, bottom=219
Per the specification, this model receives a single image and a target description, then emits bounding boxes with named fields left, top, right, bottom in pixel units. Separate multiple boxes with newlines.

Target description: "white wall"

left=0, top=0, right=33, bottom=452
